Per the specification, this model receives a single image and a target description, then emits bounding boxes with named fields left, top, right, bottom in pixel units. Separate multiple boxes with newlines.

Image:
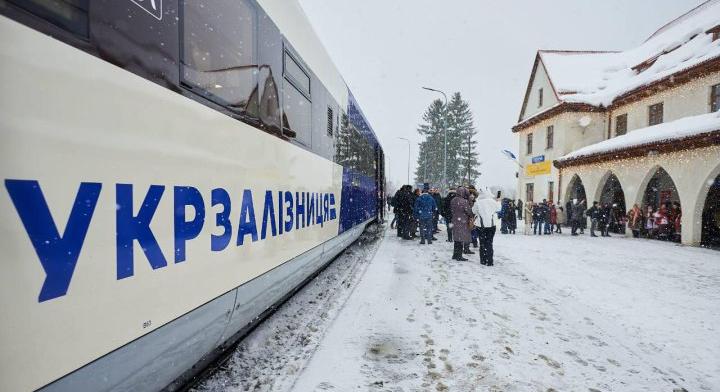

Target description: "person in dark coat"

left=586, top=201, right=601, bottom=237
left=571, top=199, right=586, bottom=236
left=441, top=189, right=456, bottom=242
left=541, top=200, right=552, bottom=235
left=599, top=203, right=612, bottom=237
left=516, top=199, right=523, bottom=221
left=414, top=185, right=438, bottom=245
left=532, top=203, right=543, bottom=235
left=395, top=185, right=414, bottom=239
left=499, top=198, right=510, bottom=234
left=566, top=200, right=574, bottom=226
left=409, top=188, right=420, bottom=239
left=392, top=187, right=404, bottom=237
left=431, top=188, right=443, bottom=234
left=508, top=200, right=517, bottom=234
left=451, top=187, right=474, bottom=261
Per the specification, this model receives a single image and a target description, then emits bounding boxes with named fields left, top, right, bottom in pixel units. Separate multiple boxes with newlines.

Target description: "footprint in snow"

left=606, top=358, right=621, bottom=367
left=315, top=381, right=336, bottom=390
left=564, top=350, right=588, bottom=366
left=586, top=335, right=608, bottom=347
left=538, top=354, right=562, bottom=369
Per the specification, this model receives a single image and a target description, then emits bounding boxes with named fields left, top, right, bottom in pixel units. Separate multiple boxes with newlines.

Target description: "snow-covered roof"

left=557, top=111, right=720, bottom=162
left=538, top=0, right=720, bottom=108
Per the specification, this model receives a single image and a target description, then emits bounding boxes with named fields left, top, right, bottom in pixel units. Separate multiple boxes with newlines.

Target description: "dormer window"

left=632, top=57, right=658, bottom=73
left=708, top=25, right=720, bottom=42
left=538, top=88, right=543, bottom=107
left=632, top=44, right=680, bottom=74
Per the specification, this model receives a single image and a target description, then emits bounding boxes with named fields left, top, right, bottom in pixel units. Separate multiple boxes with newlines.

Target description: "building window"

left=548, top=181, right=554, bottom=203
left=711, top=84, right=720, bottom=112
left=526, top=183, right=534, bottom=203
left=648, top=102, right=664, bottom=126
left=7, top=0, right=89, bottom=38
left=283, top=50, right=312, bottom=144
left=616, top=113, right=628, bottom=136
left=546, top=125, right=554, bottom=149
left=526, top=133, right=533, bottom=155
left=182, top=0, right=259, bottom=118
left=538, top=88, right=543, bottom=107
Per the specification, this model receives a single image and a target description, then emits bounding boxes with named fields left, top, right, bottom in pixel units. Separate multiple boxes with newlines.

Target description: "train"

left=0, top=1, right=385, bottom=391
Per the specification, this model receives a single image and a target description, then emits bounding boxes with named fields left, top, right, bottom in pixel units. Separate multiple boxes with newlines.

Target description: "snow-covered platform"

left=293, top=224, right=719, bottom=391
left=194, top=221, right=720, bottom=392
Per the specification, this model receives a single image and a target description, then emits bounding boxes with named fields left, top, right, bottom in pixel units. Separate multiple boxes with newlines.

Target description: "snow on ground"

left=194, top=218, right=720, bottom=392
left=190, top=227, right=384, bottom=392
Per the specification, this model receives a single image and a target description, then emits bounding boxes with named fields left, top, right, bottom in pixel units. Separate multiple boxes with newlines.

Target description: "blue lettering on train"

left=3, top=180, right=337, bottom=303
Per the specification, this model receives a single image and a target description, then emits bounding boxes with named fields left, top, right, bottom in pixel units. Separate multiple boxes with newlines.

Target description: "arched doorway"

left=702, top=173, right=720, bottom=249
left=641, top=167, right=680, bottom=241
left=564, top=175, right=587, bottom=225
left=599, top=173, right=626, bottom=234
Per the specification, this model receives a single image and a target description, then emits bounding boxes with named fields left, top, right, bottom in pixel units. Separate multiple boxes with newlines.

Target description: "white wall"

left=609, top=72, right=720, bottom=136
left=560, top=145, right=720, bottom=246
left=516, top=111, right=607, bottom=205
left=520, top=61, right=560, bottom=122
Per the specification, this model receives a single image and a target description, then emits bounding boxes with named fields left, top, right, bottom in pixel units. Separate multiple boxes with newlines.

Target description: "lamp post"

left=422, top=86, right=448, bottom=191
left=397, top=137, right=410, bottom=185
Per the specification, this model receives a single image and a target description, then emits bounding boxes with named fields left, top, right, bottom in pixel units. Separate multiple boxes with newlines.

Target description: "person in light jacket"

left=627, top=204, right=643, bottom=238
left=472, top=191, right=501, bottom=266
left=524, top=202, right=534, bottom=235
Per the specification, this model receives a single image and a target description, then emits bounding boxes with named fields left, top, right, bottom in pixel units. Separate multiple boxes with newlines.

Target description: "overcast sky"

left=298, top=0, right=704, bottom=192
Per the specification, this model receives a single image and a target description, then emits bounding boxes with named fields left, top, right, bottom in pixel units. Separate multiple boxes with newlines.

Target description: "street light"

left=422, top=86, right=448, bottom=191
left=397, top=137, right=410, bottom=185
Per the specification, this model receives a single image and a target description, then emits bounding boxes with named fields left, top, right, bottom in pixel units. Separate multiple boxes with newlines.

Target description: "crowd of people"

left=388, top=185, right=685, bottom=265
left=389, top=184, right=501, bottom=266
left=518, top=199, right=683, bottom=242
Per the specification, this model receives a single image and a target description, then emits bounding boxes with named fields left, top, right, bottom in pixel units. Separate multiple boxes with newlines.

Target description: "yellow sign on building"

left=526, top=161, right=552, bottom=176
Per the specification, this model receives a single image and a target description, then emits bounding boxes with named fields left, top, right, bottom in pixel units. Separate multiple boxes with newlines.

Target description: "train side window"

left=181, top=0, right=259, bottom=119
left=327, top=107, right=334, bottom=137
left=283, top=49, right=311, bottom=144
left=6, top=0, right=89, bottom=37
left=284, top=50, right=311, bottom=96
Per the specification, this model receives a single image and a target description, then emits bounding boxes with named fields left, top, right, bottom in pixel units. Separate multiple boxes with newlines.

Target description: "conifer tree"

left=448, top=92, right=481, bottom=185
left=414, top=92, right=481, bottom=188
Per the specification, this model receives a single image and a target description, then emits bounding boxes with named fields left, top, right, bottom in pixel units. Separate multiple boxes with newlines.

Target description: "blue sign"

left=532, top=155, right=545, bottom=164
left=4, top=179, right=337, bottom=302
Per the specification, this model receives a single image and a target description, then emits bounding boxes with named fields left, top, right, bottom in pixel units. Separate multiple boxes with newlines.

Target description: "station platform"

left=195, top=220, right=720, bottom=392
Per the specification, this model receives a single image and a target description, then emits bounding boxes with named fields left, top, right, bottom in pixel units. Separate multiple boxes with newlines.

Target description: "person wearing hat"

left=586, top=201, right=601, bottom=237
left=413, top=184, right=438, bottom=245
left=450, top=187, right=474, bottom=260
left=472, top=190, right=501, bottom=266
left=571, top=199, right=586, bottom=236
left=441, top=188, right=457, bottom=242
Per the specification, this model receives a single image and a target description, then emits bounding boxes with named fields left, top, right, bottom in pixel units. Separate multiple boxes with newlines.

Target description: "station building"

left=513, top=0, right=720, bottom=247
